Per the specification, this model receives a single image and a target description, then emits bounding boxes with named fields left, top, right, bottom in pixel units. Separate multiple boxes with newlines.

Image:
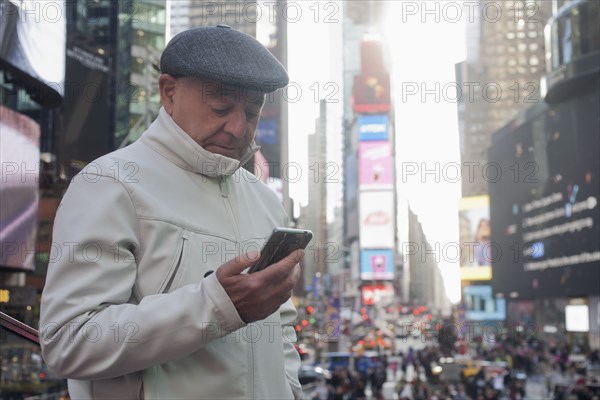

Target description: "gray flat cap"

left=160, top=25, right=288, bottom=93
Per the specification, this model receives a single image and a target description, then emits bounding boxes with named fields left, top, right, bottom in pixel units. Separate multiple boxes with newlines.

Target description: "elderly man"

left=39, top=26, right=303, bottom=399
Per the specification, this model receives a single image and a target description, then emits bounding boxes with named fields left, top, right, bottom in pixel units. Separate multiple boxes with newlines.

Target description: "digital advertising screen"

left=360, top=249, right=394, bottom=281
left=359, top=191, right=395, bottom=249
left=489, top=87, right=600, bottom=299
left=361, top=283, right=394, bottom=306
left=459, top=196, right=493, bottom=281
left=565, top=304, right=590, bottom=332
left=0, top=105, right=40, bottom=270
left=352, top=73, right=391, bottom=114
left=254, top=118, right=281, bottom=180
left=358, top=141, right=394, bottom=190
left=256, top=119, right=278, bottom=145
left=358, top=114, right=388, bottom=141
left=462, top=285, right=506, bottom=321
left=0, top=0, right=66, bottom=105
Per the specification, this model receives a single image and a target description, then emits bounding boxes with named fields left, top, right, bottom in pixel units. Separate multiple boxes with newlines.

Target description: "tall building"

left=342, top=1, right=402, bottom=336
left=455, top=0, right=570, bottom=336
left=124, top=1, right=168, bottom=143
left=300, top=102, right=329, bottom=297
left=488, top=0, right=600, bottom=349
left=188, top=0, right=257, bottom=36
left=298, top=100, right=343, bottom=283
left=169, top=0, right=190, bottom=37
left=59, top=0, right=167, bottom=169
left=407, top=209, right=451, bottom=316
left=458, top=0, right=561, bottom=197
left=342, top=0, right=381, bottom=279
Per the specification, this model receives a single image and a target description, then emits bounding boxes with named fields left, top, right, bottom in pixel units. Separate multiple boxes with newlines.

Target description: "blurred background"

left=0, top=0, right=598, bottom=399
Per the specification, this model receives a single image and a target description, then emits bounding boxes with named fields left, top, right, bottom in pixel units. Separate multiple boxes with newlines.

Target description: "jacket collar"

left=141, top=107, right=260, bottom=177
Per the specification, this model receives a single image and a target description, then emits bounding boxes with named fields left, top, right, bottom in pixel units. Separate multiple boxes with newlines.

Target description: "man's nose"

left=225, top=107, right=246, bottom=138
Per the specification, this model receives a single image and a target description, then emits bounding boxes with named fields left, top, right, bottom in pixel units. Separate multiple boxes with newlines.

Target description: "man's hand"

left=216, top=250, right=303, bottom=323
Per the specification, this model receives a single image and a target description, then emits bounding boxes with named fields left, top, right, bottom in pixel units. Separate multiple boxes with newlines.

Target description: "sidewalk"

left=375, top=370, right=550, bottom=400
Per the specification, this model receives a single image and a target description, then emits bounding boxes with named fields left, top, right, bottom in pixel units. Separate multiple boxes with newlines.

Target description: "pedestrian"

left=312, top=378, right=330, bottom=400
left=39, top=25, right=304, bottom=399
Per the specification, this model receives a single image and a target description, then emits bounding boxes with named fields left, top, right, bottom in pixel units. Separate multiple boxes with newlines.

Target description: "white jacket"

left=39, top=108, right=302, bottom=399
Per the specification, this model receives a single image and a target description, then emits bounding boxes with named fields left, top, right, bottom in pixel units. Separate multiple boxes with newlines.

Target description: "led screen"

left=360, top=249, right=394, bottom=281
left=565, top=305, right=590, bottom=332
left=359, top=191, right=394, bottom=249
left=0, top=0, right=66, bottom=105
left=0, top=106, right=40, bottom=270
left=489, top=87, right=600, bottom=299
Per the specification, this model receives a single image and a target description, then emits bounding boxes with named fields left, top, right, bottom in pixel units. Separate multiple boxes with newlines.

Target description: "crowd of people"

left=307, top=333, right=600, bottom=400
left=309, top=356, right=388, bottom=400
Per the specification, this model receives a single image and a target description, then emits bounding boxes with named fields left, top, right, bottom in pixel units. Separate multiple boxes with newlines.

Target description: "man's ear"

left=159, top=74, right=178, bottom=115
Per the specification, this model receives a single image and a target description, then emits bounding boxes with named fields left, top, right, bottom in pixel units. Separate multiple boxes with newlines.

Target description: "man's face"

left=160, top=75, right=265, bottom=160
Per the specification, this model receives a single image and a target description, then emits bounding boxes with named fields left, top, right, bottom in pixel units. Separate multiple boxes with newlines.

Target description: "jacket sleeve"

left=279, top=299, right=302, bottom=399
left=39, top=173, right=246, bottom=380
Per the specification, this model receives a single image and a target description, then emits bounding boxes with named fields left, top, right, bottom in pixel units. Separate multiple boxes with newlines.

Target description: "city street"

left=303, top=365, right=551, bottom=400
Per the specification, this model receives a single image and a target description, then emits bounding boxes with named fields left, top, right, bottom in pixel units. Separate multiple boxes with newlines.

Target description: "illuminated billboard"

left=256, top=119, right=278, bottom=145
left=359, top=141, right=393, bottom=190
left=0, top=106, right=40, bottom=270
left=254, top=118, right=282, bottom=180
left=489, top=90, right=600, bottom=298
left=565, top=304, right=589, bottom=332
left=360, top=249, right=394, bottom=281
left=0, top=0, right=66, bottom=105
left=361, top=283, right=394, bottom=305
left=359, top=191, right=394, bottom=249
left=358, top=115, right=388, bottom=141
left=462, top=285, right=506, bottom=321
left=352, top=73, right=391, bottom=114
left=459, top=195, right=493, bottom=281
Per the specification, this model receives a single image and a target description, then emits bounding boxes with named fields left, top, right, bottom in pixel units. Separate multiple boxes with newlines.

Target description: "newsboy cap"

left=160, top=25, right=288, bottom=93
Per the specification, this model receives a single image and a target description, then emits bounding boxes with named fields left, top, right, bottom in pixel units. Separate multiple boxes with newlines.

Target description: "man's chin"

left=205, top=144, right=241, bottom=160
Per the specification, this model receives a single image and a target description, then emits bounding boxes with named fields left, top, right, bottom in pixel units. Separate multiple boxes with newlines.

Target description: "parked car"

left=298, top=365, right=331, bottom=386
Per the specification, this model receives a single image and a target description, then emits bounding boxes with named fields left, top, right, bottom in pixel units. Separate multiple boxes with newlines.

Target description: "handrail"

left=0, top=310, right=40, bottom=344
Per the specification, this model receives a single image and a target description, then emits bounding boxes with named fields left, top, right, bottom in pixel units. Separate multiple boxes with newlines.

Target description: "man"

left=39, top=26, right=303, bottom=399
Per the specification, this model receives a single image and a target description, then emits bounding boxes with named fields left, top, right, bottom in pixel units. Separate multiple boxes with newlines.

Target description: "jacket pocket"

left=137, top=374, right=144, bottom=399
left=157, top=233, right=188, bottom=294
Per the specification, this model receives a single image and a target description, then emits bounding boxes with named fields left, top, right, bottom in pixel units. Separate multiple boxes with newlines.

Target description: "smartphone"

left=248, top=228, right=313, bottom=273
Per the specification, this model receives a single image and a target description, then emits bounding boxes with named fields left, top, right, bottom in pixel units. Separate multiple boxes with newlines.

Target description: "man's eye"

left=213, top=107, right=229, bottom=115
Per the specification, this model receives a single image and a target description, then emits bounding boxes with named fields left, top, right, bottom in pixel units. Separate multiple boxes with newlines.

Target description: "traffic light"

left=305, top=305, right=317, bottom=325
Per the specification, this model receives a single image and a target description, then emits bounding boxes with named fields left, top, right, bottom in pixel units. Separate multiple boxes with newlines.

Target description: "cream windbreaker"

left=39, top=108, right=302, bottom=399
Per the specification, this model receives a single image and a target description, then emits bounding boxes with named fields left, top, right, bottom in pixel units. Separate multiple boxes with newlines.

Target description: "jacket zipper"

left=219, top=175, right=229, bottom=198
left=219, top=175, right=255, bottom=396
left=218, top=176, right=240, bottom=240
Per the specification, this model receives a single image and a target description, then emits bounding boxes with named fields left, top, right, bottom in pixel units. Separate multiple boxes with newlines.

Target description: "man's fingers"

left=218, top=251, right=260, bottom=276
left=253, top=249, right=304, bottom=278
left=285, top=249, right=305, bottom=265
left=276, top=249, right=304, bottom=267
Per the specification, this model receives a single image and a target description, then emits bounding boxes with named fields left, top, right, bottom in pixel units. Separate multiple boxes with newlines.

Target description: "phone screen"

left=248, top=228, right=313, bottom=273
